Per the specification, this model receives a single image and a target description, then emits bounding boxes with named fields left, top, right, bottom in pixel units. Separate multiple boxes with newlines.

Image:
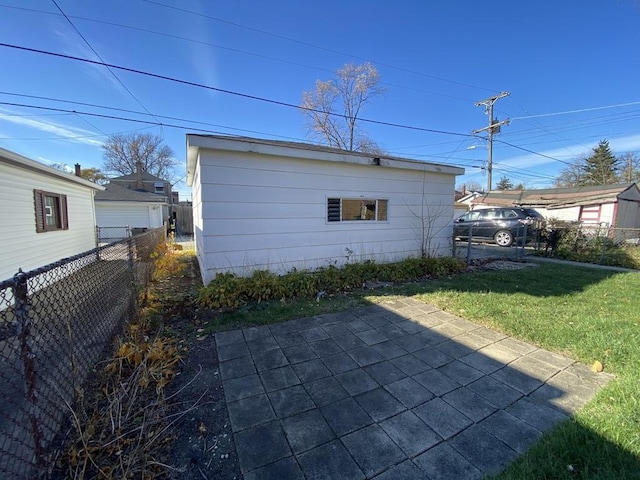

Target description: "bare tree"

left=102, top=133, right=177, bottom=180
left=49, top=163, right=108, bottom=185
left=619, top=152, right=640, bottom=182
left=410, top=170, right=453, bottom=258
left=457, top=181, right=484, bottom=193
left=301, top=62, right=384, bottom=153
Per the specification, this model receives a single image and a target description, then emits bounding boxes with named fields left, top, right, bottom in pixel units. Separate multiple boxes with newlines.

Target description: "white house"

left=471, top=183, right=640, bottom=228
left=0, top=147, right=104, bottom=282
left=95, top=183, right=167, bottom=240
left=186, top=135, right=464, bottom=285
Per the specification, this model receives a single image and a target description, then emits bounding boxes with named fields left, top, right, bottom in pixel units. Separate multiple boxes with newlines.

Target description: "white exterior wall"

left=95, top=202, right=164, bottom=229
left=0, top=161, right=99, bottom=282
left=194, top=150, right=458, bottom=284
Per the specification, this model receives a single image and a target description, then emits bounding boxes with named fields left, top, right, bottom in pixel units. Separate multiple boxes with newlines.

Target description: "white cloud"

left=499, top=133, right=640, bottom=170
left=0, top=108, right=104, bottom=147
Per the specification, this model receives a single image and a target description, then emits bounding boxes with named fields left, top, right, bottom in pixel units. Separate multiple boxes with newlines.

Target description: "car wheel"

left=494, top=230, right=513, bottom=247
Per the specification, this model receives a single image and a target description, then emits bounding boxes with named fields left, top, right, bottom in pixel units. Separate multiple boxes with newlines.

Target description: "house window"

left=34, top=190, right=68, bottom=232
left=327, top=198, right=388, bottom=222
left=154, top=182, right=165, bottom=194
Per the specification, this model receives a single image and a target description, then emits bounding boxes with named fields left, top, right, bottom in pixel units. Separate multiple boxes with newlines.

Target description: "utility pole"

left=472, top=92, right=510, bottom=192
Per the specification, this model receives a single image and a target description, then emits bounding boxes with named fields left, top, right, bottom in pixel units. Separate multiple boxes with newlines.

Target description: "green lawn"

left=206, top=261, right=640, bottom=478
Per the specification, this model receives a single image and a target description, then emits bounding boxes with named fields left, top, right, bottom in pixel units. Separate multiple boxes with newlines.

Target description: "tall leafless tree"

left=301, top=62, right=384, bottom=153
left=102, top=133, right=177, bottom=181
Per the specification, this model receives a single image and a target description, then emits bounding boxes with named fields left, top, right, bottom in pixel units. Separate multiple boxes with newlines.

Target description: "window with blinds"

left=327, top=198, right=388, bottom=222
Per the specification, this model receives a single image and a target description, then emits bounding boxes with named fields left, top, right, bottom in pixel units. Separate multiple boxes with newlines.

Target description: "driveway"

left=215, top=297, right=611, bottom=479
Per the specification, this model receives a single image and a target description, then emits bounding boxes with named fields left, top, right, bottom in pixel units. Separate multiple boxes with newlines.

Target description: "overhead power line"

left=511, top=101, right=640, bottom=120
left=0, top=42, right=473, bottom=138
left=50, top=0, right=162, bottom=126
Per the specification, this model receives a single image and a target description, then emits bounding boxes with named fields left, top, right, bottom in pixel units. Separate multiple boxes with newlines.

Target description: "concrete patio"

left=214, top=297, right=612, bottom=479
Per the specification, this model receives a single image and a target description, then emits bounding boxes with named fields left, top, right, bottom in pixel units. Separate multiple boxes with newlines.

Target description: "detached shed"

left=186, top=135, right=464, bottom=284
left=0, top=147, right=103, bottom=281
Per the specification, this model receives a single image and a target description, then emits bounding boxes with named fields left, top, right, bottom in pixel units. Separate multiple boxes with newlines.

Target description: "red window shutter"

left=61, top=194, right=69, bottom=230
left=34, top=190, right=46, bottom=233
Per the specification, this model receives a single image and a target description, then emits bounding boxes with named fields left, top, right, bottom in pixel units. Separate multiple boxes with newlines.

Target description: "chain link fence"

left=453, top=224, right=640, bottom=269
left=0, top=227, right=166, bottom=479
left=537, top=224, right=640, bottom=268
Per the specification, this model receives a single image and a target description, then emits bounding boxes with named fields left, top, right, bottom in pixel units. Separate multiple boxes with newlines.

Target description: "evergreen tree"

left=582, top=140, right=620, bottom=185
left=495, top=176, right=514, bottom=190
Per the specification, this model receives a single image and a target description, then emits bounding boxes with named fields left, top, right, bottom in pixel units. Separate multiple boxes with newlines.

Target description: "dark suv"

left=453, top=207, right=545, bottom=247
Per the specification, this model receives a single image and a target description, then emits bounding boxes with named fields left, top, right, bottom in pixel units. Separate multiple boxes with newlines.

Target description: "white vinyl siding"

left=0, top=159, right=99, bottom=282
left=190, top=143, right=461, bottom=284
left=95, top=203, right=164, bottom=229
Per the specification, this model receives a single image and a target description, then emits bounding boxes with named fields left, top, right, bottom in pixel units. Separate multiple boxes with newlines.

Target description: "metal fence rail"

left=453, top=225, right=640, bottom=269
left=0, top=227, right=165, bottom=479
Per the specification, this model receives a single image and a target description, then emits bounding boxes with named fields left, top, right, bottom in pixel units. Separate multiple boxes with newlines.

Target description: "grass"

left=205, top=261, right=640, bottom=478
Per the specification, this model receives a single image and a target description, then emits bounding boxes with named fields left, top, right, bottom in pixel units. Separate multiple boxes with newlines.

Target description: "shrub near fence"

left=0, top=227, right=165, bottom=479
left=537, top=225, right=640, bottom=269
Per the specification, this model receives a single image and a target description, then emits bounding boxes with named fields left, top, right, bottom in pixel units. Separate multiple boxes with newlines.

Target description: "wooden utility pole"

left=473, top=92, right=510, bottom=192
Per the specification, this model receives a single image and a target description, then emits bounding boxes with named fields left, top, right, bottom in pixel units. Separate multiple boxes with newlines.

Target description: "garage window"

left=34, top=190, right=68, bottom=232
left=327, top=198, right=388, bottom=222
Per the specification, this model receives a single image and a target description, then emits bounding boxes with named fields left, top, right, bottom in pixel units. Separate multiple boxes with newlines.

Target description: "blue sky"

left=1, top=0, right=639, bottom=200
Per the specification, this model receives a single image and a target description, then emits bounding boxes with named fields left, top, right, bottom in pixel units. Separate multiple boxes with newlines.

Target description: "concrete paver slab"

left=442, top=387, right=498, bottom=422
left=216, top=297, right=611, bottom=479
left=223, top=373, right=264, bottom=402
left=370, top=460, right=424, bottom=480
left=242, top=456, right=304, bottom=480
left=281, top=409, right=336, bottom=454
left=227, top=394, right=275, bottom=432
left=383, top=377, right=434, bottom=408
left=480, top=410, right=543, bottom=454
left=467, top=375, right=523, bottom=409
left=297, top=440, right=365, bottom=480
left=379, top=410, right=440, bottom=457
left=389, top=354, right=430, bottom=376
left=341, top=424, right=405, bottom=477
left=321, top=351, right=359, bottom=375
left=413, top=397, right=473, bottom=440
left=335, top=369, right=378, bottom=396
left=305, top=376, right=349, bottom=407
left=354, top=388, right=406, bottom=422
left=253, top=348, right=289, bottom=372
left=449, top=424, right=519, bottom=476
left=412, top=368, right=460, bottom=396
left=363, top=361, right=407, bottom=386
left=259, top=365, right=300, bottom=392
left=320, top=397, right=374, bottom=436
left=291, top=358, right=332, bottom=383
left=413, top=443, right=482, bottom=480
left=268, top=385, right=315, bottom=418
left=233, top=421, right=291, bottom=472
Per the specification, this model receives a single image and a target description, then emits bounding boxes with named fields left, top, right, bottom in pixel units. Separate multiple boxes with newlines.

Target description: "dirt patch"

left=153, top=254, right=241, bottom=479
left=466, top=258, right=540, bottom=271
left=167, top=335, right=240, bottom=479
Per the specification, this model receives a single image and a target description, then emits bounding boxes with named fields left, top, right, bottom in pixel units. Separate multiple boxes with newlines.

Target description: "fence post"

left=12, top=269, right=45, bottom=471
left=463, top=223, right=471, bottom=264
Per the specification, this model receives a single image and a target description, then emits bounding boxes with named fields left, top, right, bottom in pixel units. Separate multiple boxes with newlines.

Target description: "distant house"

left=186, top=134, right=464, bottom=284
left=0, top=147, right=103, bottom=281
left=96, top=164, right=179, bottom=236
left=94, top=183, right=168, bottom=240
left=471, top=183, right=640, bottom=228
left=454, top=187, right=484, bottom=219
